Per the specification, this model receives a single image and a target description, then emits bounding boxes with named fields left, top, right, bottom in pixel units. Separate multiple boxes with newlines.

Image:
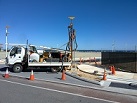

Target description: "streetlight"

left=5, top=26, right=9, bottom=58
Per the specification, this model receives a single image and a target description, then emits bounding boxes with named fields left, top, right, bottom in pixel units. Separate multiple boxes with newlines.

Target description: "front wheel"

left=13, top=64, right=23, bottom=73
left=51, top=67, right=61, bottom=73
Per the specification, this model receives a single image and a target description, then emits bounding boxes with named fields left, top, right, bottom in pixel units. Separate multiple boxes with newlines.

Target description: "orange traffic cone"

left=29, top=70, right=34, bottom=80
left=112, top=66, right=116, bottom=75
left=102, top=69, right=107, bottom=80
left=61, top=70, right=66, bottom=80
left=4, top=68, right=9, bottom=78
left=110, top=66, right=113, bottom=71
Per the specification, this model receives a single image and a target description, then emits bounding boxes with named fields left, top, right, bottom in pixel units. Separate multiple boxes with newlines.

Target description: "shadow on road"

left=0, top=65, right=60, bottom=73
left=110, top=82, right=137, bottom=90
left=0, top=66, right=12, bottom=72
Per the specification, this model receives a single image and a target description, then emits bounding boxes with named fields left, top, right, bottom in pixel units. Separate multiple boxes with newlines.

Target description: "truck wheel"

left=13, top=64, right=23, bottom=73
left=51, top=67, right=60, bottom=73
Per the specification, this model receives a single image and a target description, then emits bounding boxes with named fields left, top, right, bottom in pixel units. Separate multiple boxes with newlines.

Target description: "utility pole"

left=5, top=26, right=9, bottom=58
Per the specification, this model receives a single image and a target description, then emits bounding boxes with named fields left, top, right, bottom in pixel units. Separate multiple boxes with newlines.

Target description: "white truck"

left=5, top=45, right=71, bottom=73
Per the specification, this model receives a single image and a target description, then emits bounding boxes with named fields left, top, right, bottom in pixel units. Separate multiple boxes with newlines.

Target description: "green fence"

left=101, top=52, right=137, bottom=72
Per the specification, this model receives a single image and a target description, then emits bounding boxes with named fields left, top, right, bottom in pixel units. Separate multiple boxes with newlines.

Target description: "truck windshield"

left=29, top=46, right=37, bottom=53
left=10, top=47, right=21, bottom=56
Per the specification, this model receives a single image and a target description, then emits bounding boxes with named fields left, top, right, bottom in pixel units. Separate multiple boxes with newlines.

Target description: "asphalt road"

left=0, top=74, right=137, bottom=103
left=0, top=77, right=111, bottom=103
left=0, top=64, right=137, bottom=103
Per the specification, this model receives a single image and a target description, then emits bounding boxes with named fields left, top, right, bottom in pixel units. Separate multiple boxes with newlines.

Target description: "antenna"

left=68, top=16, right=75, bottom=24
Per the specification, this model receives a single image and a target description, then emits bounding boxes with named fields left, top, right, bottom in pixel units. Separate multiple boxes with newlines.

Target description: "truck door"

left=8, top=46, right=23, bottom=64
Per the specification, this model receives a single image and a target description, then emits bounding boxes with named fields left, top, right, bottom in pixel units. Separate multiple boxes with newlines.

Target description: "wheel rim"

left=13, top=64, right=23, bottom=72
left=15, top=66, right=21, bottom=71
left=15, top=67, right=21, bottom=70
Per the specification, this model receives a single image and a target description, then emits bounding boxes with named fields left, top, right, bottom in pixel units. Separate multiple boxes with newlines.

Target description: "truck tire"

left=13, top=64, right=23, bottom=73
left=51, top=67, right=61, bottom=73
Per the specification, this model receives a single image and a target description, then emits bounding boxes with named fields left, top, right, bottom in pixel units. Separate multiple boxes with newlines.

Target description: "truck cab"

left=7, top=46, right=25, bottom=65
left=6, top=46, right=27, bottom=72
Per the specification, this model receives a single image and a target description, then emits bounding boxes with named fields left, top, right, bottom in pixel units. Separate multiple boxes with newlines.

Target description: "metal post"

left=5, top=26, right=9, bottom=58
left=70, top=25, right=73, bottom=61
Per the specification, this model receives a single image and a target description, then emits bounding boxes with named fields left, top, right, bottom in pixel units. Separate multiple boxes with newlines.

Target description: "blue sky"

left=0, top=0, right=137, bottom=50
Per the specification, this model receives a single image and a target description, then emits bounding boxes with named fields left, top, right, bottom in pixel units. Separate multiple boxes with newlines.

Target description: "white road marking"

left=0, top=79, right=119, bottom=103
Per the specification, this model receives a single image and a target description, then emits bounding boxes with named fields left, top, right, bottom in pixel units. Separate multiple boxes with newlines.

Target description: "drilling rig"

left=66, top=16, right=78, bottom=64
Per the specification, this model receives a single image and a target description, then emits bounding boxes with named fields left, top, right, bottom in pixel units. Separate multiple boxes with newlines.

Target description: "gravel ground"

left=66, top=68, right=102, bottom=82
